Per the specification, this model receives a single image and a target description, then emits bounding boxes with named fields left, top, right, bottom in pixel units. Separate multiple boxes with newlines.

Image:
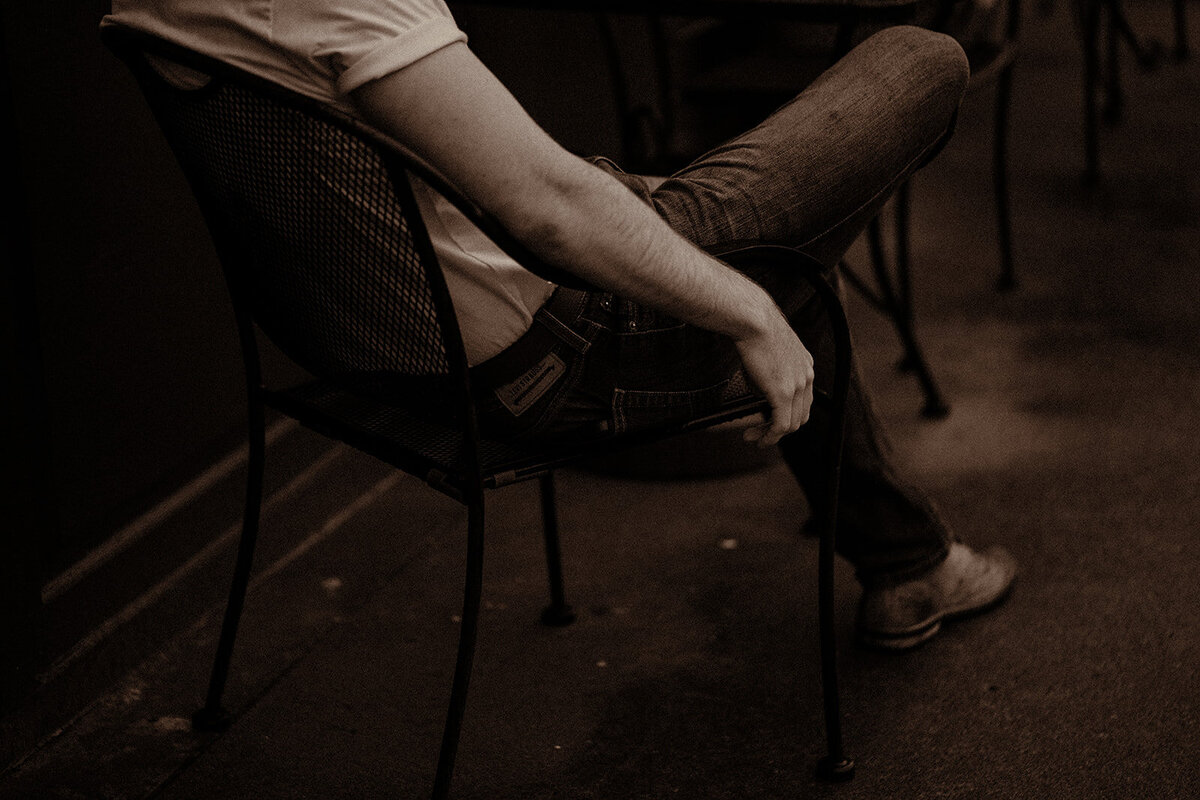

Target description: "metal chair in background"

left=839, top=0, right=1024, bottom=418
left=833, top=0, right=1024, bottom=419
left=1074, top=0, right=1190, bottom=183
left=103, top=23, right=857, bottom=799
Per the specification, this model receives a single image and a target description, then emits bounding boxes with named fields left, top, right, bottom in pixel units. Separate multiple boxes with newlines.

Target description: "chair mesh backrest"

left=144, top=63, right=451, bottom=379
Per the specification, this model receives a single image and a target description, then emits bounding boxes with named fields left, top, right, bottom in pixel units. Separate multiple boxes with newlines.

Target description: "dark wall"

left=4, top=2, right=248, bottom=576
left=4, top=3, right=636, bottom=579
left=450, top=4, right=641, bottom=159
left=1, top=1, right=257, bottom=726
left=1, top=16, right=47, bottom=712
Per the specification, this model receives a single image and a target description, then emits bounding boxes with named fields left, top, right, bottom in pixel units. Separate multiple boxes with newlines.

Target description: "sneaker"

left=856, top=543, right=1017, bottom=651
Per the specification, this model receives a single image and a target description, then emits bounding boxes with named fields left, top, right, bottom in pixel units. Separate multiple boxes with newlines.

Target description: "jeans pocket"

left=477, top=343, right=586, bottom=441
left=612, top=377, right=741, bottom=436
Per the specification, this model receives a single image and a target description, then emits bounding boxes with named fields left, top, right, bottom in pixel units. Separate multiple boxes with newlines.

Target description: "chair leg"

left=1108, top=0, right=1167, bottom=67
left=1100, top=0, right=1166, bottom=122
left=867, top=212, right=949, bottom=419
left=538, top=472, right=576, bottom=627
left=1080, top=0, right=1102, bottom=184
left=431, top=491, right=486, bottom=800
left=814, top=494, right=854, bottom=782
left=193, top=392, right=267, bottom=732
left=893, top=182, right=913, bottom=331
left=802, top=265, right=855, bottom=783
left=1174, top=0, right=1189, bottom=61
left=1102, top=0, right=1125, bottom=124
left=993, top=62, right=1017, bottom=292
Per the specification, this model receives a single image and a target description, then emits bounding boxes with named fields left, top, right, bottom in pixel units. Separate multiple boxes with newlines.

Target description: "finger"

left=795, top=359, right=815, bottom=428
left=790, top=387, right=806, bottom=432
left=761, top=394, right=793, bottom=448
left=794, top=380, right=813, bottom=429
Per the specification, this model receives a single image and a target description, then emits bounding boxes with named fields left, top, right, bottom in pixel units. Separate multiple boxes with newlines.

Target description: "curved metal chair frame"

left=103, top=23, right=857, bottom=798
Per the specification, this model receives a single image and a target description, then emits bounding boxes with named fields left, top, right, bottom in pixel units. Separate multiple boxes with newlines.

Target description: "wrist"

left=726, top=284, right=784, bottom=342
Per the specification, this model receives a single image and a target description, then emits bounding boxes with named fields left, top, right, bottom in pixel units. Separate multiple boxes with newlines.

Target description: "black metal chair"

left=102, top=23, right=857, bottom=798
left=1074, top=0, right=1188, bottom=184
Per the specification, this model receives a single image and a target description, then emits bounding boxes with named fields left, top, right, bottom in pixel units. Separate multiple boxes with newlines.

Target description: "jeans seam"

left=794, top=119, right=957, bottom=251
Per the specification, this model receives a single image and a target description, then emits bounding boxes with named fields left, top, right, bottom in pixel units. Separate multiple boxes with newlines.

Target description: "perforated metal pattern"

left=155, top=79, right=449, bottom=378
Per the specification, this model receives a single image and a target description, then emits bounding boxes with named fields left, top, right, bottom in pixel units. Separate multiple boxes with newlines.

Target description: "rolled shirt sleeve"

left=333, top=16, right=466, bottom=93
left=104, top=0, right=545, bottom=365
left=107, top=0, right=469, bottom=112
left=280, top=0, right=468, bottom=96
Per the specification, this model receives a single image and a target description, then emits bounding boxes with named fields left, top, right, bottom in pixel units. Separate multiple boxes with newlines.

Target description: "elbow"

left=495, top=166, right=594, bottom=268
left=505, top=206, right=574, bottom=265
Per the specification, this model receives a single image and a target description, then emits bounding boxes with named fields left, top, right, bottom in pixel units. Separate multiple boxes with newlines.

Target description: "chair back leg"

left=538, top=472, right=576, bottom=627
left=193, top=387, right=267, bottom=732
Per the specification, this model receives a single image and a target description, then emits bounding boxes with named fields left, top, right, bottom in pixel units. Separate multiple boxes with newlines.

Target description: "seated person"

left=104, top=0, right=1016, bottom=650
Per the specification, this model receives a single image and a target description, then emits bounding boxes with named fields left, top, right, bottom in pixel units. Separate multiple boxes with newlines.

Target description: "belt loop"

left=537, top=311, right=590, bottom=354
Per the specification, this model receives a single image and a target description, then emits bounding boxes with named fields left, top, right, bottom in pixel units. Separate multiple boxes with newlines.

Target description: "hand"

left=734, top=312, right=815, bottom=448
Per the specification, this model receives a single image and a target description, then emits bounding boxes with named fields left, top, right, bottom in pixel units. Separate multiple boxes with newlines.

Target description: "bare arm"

left=351, top=42, right=813, bottom=444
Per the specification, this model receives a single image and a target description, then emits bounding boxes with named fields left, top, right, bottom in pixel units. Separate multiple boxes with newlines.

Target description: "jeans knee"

left=919, top=28, right=970, bottom=106
left=866, top=25, right=969, bottom=118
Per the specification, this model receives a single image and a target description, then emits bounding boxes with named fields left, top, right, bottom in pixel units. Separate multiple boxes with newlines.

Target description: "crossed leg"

left=648, top=25, right=969, bottom=586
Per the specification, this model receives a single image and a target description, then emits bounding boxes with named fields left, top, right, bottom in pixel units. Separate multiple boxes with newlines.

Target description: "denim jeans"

left=475, top=26, right=970, bottom=587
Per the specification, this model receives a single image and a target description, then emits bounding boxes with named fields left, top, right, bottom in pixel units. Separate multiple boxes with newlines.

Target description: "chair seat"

left=269, top=378, right=772, bottom=497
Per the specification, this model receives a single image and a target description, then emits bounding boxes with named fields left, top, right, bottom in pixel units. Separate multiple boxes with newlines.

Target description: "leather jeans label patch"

left=494, top=352, right=566, bottom=417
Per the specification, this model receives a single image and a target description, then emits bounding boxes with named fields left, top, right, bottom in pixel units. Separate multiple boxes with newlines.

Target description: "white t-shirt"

left=104, top=0, right=554, bottom=364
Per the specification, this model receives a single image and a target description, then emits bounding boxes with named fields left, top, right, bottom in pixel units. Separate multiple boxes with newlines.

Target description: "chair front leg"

left=432, top=489, right=487, bottom=800
left=797, top=261, right=856, bottom=783
left=1174, top=0, right=1189, bottom=61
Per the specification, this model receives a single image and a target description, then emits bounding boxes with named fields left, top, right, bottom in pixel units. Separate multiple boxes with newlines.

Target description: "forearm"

left=501, top=154, right=778, bottom=341
left=350, top=42, right=779, bottom=341
left=351, top=41, right=813, bottom=445
left=514, top=160, right=815, bottom=447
